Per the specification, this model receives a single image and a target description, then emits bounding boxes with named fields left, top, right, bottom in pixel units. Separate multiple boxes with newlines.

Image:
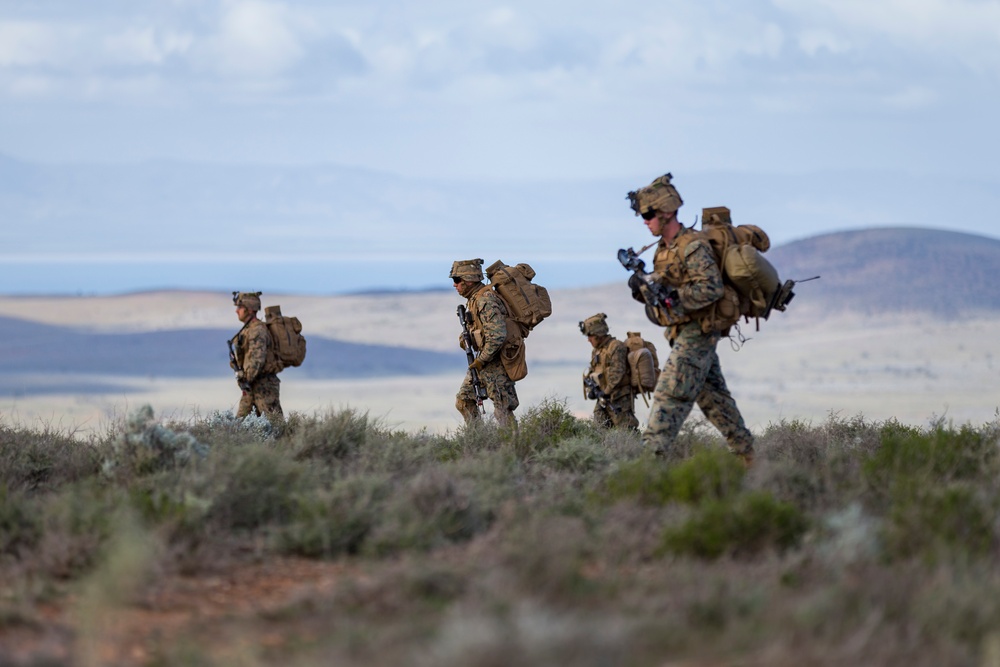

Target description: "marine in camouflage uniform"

left=626, top=174, right=754, bottom=465
left=451, top=259, right=519, bottom=427
left=580, top=313, right=638, bottom=430
left=230, top=291, right=284, bottom=425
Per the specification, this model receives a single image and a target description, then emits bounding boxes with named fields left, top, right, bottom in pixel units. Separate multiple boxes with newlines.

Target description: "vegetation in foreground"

left=2, top=401, right=1000, bottom=666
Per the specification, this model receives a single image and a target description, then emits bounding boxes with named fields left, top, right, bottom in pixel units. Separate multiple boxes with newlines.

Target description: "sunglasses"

left=452, top=277, right=463, bottom=284
left=641, top=209, right=658, bottom=221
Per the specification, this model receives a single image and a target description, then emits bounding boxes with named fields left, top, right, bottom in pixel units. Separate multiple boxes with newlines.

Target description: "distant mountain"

left=0, top=316, right=462, bottom=397
left=3, top=152, right=1000, bottom=295
left=766, top=227, right=1000, bottom=316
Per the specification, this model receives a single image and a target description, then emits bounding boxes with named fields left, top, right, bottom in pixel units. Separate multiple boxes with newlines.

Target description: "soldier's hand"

left=236, top=370, right=246, bottom=380
left=627, top=273, right=645, bottom=303
left=459, top=333, right=467, bottom=350
left=468, top=357, right=484, bottom=372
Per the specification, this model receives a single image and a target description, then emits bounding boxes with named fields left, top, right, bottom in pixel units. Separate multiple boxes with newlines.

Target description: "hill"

left=767, top=227, right=1000, bottom=316
left=0, top=316, right=460, bottom=396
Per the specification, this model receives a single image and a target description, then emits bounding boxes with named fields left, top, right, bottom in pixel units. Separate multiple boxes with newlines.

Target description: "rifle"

left=457, top=305, right=488, bottom=413
left=617, top=245, right=680, bottom=326
left=761, top=275, right=821, bottom=319
left=582, top=374, right=621, bottom=414
left=227, top=336, right=252, bottom=393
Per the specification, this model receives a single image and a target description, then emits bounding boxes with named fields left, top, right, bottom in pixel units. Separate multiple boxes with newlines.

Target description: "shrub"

left=660, top=491, right=809, bottom=559
left=290, top=409, right=372, bottom=463
left=511, top=398, right=590, bottom=457
left=208, top=447, right=310, bottom=531
left=603, top=447, right=745, bottom=507
left=0, top=486, right=42, bottom=556
left=865, top=423, right=999, bottom=494
left=365, top=468, right=492, bottom=556
left=881, top=482, right=998, bottom=562
left=279, top=475, right=390, bottom=558
left=103, top=405, right=208, bottom=479
left=0, top=425, right=99, bottom=493
left=533, top=435, right=609, bottom=474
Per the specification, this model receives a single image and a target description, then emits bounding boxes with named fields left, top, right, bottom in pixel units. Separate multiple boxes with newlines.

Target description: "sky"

left=1, top=0, right=999, bottom=293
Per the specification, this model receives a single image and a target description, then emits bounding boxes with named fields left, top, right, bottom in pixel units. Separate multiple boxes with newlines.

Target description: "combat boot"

left=736, top=448, right=754, bottom=469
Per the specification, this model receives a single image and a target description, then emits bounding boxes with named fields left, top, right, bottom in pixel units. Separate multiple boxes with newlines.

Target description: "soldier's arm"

left=677, top=241, right=725, bottom=311
left=474, top=296, right=508, bottom=363
left=243, top=324, right=270, bottom=381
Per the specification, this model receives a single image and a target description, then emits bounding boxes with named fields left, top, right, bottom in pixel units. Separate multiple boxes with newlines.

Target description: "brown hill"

left=767, top=227, right=1000, bottom=317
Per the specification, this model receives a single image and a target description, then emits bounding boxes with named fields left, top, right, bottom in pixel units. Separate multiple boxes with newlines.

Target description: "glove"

left=468, top=356, right=485, bottom=372
left=236, top=370, right=246, bottom=380
left=627, top=273, right=646, bottom=303
left=459, top=333, right=467, bottom=350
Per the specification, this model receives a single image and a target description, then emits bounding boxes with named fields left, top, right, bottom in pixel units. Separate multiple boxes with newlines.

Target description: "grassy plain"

left=0, top=289, right=997, bottom=434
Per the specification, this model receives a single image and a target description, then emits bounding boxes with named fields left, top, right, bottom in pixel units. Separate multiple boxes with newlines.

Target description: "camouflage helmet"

left=450, top=258, right=485, bottom=283
left=578, top=312, right=610, bottom=337
left=232, top=291, right=262, bottom=312
left=626, top=173, right=683, bottom=217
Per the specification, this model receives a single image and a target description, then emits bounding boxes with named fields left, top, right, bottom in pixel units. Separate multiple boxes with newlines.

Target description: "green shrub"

left=0, top=486, right=42, bottom=556
left=290, top=408, right=372, bottom=463
left=0, top=425, right=99, bottom=493
left=865, top=423, right=998, bottom=493
left=660, top=491, right=809, bottom=559
left=365, top=468, right=492, bottom=556
left=511, top=397, right=589, bottom=457
left=37, top=482, right=119, bottom=578
left=208, top=448, right=309, bottom=530
left=881, top=482, right=998, bottom=562
left=533, top=435, right=609, bottom=474
left=279, top=475, right=390, bottom=558
left=603, top=447, right=745, bottom=507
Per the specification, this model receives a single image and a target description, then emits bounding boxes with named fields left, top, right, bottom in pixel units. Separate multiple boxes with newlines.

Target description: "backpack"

left=700, top=207, right=784, bottom=321
left=624, top=331, right=659, bottom=393
left=263, top=305, right=307, bottom=370
left=485, top=261, right=552, bottom=337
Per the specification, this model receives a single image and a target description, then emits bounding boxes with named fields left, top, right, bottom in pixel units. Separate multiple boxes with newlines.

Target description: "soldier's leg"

left=593, top=404, right=612, bottom=428
left=254, top=375, right=284, bottom=425
left=481, top=363, right=518, bottom=428
left=608, top=396, right=640, bottom=431
left=642, top=327, right=713, bottom=454
left=455, top=372, right=482, bottom=423
left=236, top=390, right=254, bottom=418
left=695, top=354, right=754, bottom=459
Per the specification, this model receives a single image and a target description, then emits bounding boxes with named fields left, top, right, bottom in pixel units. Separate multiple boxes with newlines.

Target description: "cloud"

left=103, top=27, right=194, bottom=66
left=0, top=20, right=76, bottom=67
left=201, top=0, right=306, bottom=77
left=774, top=0, right=1000, bottom=70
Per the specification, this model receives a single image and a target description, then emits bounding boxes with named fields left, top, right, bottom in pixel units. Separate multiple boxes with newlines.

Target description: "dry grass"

left=2, top=403, right=1000, bottom=665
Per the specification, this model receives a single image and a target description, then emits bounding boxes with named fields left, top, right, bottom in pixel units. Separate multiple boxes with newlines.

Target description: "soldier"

left=580, top=313, right=639, bottom=430
left=452, top=258, right=519, bottom=427
left=230, top=291, right=284, bottom=425
left=626, top=174, right=754, bottom=466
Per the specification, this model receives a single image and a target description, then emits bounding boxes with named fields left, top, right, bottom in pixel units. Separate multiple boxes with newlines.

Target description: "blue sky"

left=1, top=0, right=999, bottom=293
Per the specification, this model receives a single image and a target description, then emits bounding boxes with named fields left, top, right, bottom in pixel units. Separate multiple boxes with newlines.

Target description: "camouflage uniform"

left=456, top=282, right=519, bottom=427
left=231, top=316, right=284, bottom=424
left=581, top=313, right=638, bottom=429
left=643, top=227, right=753, bottom=457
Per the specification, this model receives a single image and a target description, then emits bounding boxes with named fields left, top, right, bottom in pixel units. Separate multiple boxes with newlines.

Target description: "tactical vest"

left=653, top=227, right=741, bottom=337
left=468, top=285, right=526, bottom=381
left=591, top=336, right=631, bottom=399
left=236, top=319, right=282, bottom=377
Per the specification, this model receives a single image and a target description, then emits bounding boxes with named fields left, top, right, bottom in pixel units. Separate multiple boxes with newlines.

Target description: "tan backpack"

left=625, top=331, right=659, bottom=394
left=700, top=207, right=783, bottom=321
left=264, top=305, right=307, bottom=371
left=485, top=261, right=552, bottom=337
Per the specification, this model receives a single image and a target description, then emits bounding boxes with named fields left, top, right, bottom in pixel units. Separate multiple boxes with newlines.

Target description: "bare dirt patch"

left=1, top=557, right=356, bottom=666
